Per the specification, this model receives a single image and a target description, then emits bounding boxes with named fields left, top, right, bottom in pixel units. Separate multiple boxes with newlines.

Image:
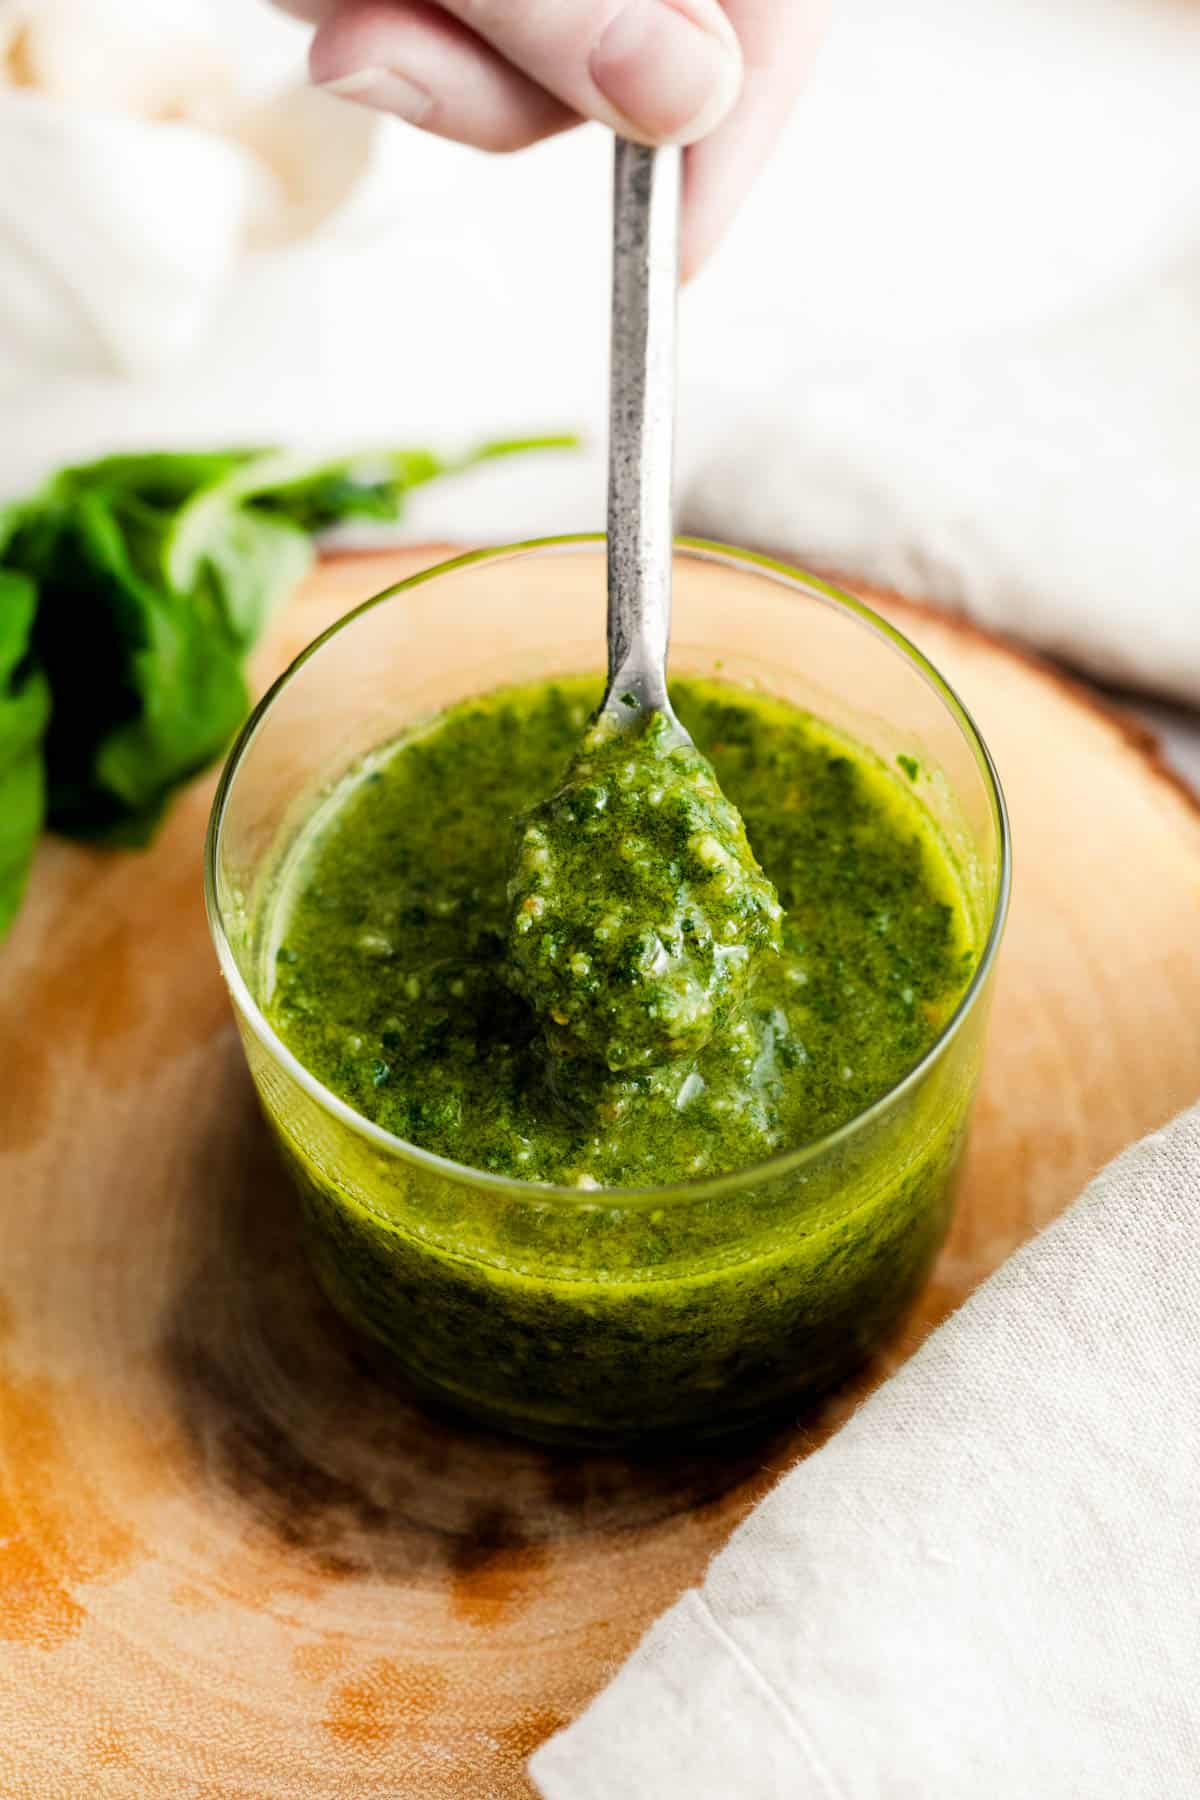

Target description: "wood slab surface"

left=2, top=548, right=1199, bottom=1797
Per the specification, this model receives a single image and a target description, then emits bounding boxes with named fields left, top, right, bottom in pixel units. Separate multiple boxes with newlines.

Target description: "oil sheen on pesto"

left=267, top=676, right=976, bottom=1189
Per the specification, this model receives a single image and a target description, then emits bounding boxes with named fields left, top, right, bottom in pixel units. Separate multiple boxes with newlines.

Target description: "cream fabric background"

left=1, top=0, right=1198, bottom=711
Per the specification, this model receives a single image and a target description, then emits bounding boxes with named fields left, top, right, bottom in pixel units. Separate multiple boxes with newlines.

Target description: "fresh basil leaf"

left=28, top=490, right=248, bottom=844
left=163, top=447, right=428, bottom=588
left=249, top=448, right=447, bottom=533
left=55, top=450, right=255, bottom=507
left=0, top=570, right=50, bottom=935
left=190, top=509, right=314, bottom=650
left=167, top=434, right=577, bottom=565
left=465, top=434, right=579, bottom=464
left=0, top=431, right=577, bottom=929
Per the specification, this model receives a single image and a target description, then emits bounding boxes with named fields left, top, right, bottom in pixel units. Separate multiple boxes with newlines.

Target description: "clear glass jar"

left=206, top=540, right=1010, bottom=1447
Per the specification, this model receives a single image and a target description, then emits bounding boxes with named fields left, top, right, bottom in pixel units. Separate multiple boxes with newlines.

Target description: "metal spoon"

left=600, top=137, right=687, bottom=738
left=504, top=148, right=782, bottom=1070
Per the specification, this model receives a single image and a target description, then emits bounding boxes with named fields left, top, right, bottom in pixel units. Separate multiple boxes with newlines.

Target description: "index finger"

left=421, top=0, right=744, bottom=146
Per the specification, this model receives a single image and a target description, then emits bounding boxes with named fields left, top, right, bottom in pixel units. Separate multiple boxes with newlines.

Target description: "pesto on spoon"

left=505, top=141, right=781, bottom=1074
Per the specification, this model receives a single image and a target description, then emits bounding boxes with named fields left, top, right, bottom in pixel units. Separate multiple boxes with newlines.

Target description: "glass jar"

left=206, top=540, right=1010, bottom=1447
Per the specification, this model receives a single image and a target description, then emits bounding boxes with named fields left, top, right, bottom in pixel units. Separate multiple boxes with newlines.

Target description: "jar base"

left=347, top=1310, right=878, bottom=1453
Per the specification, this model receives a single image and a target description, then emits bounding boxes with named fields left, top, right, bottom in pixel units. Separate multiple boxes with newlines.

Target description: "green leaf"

left=0, top=570, right=50, bottom=935
left=165, top=433, right=577, bottom=585
left=0, top=431, right=578, bottom=924
left=190, top=509, right=314, bottom=650
left=464, top=433, right=579, bottom=464
left=26, top=489, right=249, bottom=844
left=243, top=447, right=447, bottom=534
left=55, top=450, right=256, bottom=507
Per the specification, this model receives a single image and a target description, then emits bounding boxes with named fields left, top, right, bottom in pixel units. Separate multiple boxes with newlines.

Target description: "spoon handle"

left=605, top=138, right=682, bottom=715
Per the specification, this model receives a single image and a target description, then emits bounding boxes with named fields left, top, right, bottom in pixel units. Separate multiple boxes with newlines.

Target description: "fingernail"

left=589, top=0, right=741, bottom=144
left=319, top=66, right=434, bottom=125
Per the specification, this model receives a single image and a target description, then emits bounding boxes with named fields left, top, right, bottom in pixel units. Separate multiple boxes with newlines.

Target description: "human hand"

left=274, top=0, right=829, bottom=274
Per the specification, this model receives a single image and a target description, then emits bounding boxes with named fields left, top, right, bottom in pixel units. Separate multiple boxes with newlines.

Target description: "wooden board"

left=2, top=548, right=1199, bottom=1798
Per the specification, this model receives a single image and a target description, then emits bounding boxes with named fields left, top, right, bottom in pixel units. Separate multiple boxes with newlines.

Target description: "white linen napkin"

left=0, top=0, right=375, bottom=386
left=530, top=1103, right=1200, bottom=1800
left=680, top=253, right=1200, bottom=709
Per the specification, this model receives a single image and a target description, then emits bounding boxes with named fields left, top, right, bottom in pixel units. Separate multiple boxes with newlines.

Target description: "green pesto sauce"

left=259, top=674, right=982, bottom=1443
left=506, top=708, right=782, bottom=1073
left=267, top=677, right=975, bottom=1190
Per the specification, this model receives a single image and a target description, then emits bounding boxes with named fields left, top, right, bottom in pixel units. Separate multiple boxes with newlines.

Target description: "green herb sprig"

left=0, top=435, right=573, bottom=939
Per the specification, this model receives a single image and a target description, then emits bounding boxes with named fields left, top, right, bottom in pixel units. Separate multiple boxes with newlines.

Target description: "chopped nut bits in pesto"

left=505, top=708, right=782, bottom=1073
left=266, top=676, right=977, bottom=1190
